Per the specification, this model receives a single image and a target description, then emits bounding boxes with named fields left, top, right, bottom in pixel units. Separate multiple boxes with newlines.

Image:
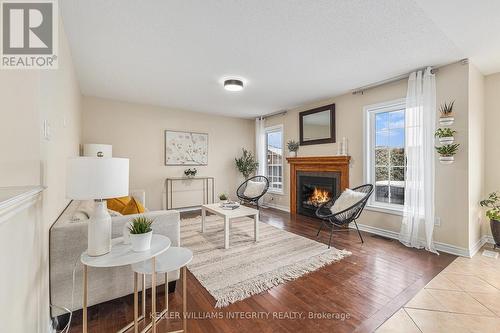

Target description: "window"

left=265, top=125, right=283, bottom=193
left=364, top=99, right=406, bottom=214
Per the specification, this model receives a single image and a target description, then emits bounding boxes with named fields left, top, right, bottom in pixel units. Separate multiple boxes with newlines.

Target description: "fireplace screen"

left=297, top=171, right=340, bottom=218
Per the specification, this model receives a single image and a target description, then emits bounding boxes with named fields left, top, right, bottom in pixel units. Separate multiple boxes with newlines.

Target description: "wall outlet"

left=434, top=217, right=441, bottom=227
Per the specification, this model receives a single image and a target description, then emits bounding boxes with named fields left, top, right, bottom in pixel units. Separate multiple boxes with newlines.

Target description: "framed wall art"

left=164, top=130, right=208, bottom=165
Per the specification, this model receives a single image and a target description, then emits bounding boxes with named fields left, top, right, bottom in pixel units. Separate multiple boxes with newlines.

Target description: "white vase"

left=88, top=201, right=112, bottom=256
left=122, top=223, right=132, bottom=244
left=439, top=136, right=454, bottom=144
left=439, top=117, right=454, bottom=126
left=439, top=156, right=454, bottom=164
left=288, top=151, right=297, bottom=157
left=130, top=231, right=153, bottom=252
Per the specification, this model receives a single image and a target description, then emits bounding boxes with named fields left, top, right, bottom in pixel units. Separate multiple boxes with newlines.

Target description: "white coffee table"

left=201, top=203, right=259, bottom=249
left=80, top=235, right=171, bottom=333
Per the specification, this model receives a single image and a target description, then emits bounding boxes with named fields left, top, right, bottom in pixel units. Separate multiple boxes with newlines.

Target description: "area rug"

left=180, top=215, right=351, bottom=307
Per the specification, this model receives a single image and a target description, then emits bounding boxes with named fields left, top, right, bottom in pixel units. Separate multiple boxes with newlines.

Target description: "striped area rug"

left=181, top=214, right=351, bottom=307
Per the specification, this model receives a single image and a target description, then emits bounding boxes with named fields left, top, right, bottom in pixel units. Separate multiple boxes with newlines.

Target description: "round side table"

left=131, top=247, right=193, bottom=333
left=80, top=235, right=171, bottom=333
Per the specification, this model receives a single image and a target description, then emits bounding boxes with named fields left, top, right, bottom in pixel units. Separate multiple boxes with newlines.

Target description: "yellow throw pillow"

left=121, top=197, right=146, bottom=215
left=107, top=196, right=131, bottom=213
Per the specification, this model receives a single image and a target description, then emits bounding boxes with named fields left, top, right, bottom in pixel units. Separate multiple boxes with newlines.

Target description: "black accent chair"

left=315, top=184, right=374, bottom=248
left=236, top=176, right=270, bottom=212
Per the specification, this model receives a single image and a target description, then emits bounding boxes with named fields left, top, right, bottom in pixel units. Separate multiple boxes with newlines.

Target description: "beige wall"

left=265, top=62, right=472, bottom=249
left=468, top=64, right=486, bottom=248
left=0, top=19, right=82, bottom=333
left=484, top=72, right=500, bottom=238
left=82, top=97, right=255, bottom=211
left=0, top=73, right=40, bottom=186
left=435, top=63, right=470, bottom=249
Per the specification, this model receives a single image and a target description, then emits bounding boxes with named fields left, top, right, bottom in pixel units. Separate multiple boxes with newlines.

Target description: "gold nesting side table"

left=131, top=247, right=193, bottom=333
left=80, top=235, right=171, bottom=333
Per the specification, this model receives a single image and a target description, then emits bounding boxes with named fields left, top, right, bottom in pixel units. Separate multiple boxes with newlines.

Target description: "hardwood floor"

left=68, top=208, right=455, bottom=333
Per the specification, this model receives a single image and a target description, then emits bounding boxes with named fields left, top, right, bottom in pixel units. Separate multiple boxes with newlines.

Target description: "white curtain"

left=255, top=117, right=266, bottom=176
left=399, top=67, right=437, bottom=253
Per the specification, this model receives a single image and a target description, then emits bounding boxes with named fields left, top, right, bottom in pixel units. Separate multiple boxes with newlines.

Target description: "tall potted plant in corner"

left=235, top=148, right=259, bottom=179
left=480, top=192, right=500, bottom=249
left=287, top=140, right=299, bottom=157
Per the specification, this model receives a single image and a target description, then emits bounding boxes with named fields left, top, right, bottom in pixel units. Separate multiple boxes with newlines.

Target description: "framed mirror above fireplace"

left=299, top=104, right=336, bottom=146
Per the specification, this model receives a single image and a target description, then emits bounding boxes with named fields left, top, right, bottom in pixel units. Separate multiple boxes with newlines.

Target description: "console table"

left=165, top=177, right=214, bottom=210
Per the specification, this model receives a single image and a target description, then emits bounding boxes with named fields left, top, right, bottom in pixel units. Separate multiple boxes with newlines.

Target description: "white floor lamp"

left=67, top=157, right=129, bottom=256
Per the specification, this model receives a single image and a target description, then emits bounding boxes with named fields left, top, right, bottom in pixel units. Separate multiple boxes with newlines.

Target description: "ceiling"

left=60, top=0, right=500, bottom=118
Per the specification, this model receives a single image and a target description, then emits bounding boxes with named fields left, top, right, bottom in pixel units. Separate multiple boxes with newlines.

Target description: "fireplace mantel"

left=286, top=156, right=350, bottom=214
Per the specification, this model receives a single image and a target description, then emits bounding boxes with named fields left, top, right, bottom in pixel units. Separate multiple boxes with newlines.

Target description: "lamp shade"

left=66, top=157, right=129, bottom=200
left=83, top=144, right=112, bottom=158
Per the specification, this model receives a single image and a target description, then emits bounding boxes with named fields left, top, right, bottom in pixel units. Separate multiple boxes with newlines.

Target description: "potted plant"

left=128, top=216, right=154, bottom=252
left=435, top=128, right=457, bottom=144
left=219, top=193, right=228, bottom=203
left=435, top=143, right=459, bottom=164
left=439, top=101, right=455, bottom=126
left=480, top=192, right=500, bottom=249
left=235, top=148, right=259, bottom=179
left=184, top=168, right=197, bottom=178
left=287, top=140, right=300, bottom=157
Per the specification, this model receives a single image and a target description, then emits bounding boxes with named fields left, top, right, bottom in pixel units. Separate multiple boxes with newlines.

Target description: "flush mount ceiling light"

left=224, top=79, right=244, bottom=92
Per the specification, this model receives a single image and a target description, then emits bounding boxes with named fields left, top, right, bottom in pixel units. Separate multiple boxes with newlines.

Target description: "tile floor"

left=377, top=244, right=500, bottom=333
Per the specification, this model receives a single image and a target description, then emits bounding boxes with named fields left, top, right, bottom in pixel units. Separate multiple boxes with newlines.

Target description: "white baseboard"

left=349, top=222, right=399, bottom=240
left=483, top=235, right=495, bottom=244
left=434, top=241, right=470, bottom=257
left=470, top=235, right=496, bottom=256
left=349, top=222, right=491, bottom=258
left=264, top=202, right=290, bottom=212
left=470, top=236, right=486, bottom=258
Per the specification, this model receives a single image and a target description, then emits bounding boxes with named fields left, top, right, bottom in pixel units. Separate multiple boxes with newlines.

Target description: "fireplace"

left=286, top=156, right=350, bottom=216
left=297, top=171, right=340, bottom=217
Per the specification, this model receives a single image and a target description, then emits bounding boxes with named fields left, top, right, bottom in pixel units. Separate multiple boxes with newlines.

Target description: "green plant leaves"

left=479, top=192, right=500, bottom=220
left=128, top=216, right=154, bottom=234
left=439, top=100, right=455, bottom=116
left=434, top=128, right=456, bottom=138
left=435, top=143, right=459, bottom=156
left=235, top=148, right=259, bottom=179
left=287, top=140, right=299, bottom=152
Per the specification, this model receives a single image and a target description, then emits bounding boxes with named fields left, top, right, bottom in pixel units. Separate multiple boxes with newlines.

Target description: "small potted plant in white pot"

left=435, top=143, right=459, bottom=164
left=219, top=193, right=228, bottom=203
left=287, top=140, right=299, bottom=157
left=439, top=101, right=455, bottom=126
left=128, top=216, right=154, bottom=252
left=480, top=192, right=500, bottom=249
left=435, top=128, right=456, bottom=144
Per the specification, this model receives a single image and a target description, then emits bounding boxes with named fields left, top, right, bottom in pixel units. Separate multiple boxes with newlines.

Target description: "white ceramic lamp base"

left=88, top=200, right=112, bottom=256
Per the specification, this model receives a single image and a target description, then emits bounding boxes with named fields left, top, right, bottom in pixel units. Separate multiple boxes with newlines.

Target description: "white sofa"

left=49, top=190, right=180, bottom=315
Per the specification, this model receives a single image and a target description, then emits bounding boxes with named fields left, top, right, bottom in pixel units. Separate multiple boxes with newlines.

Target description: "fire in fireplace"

left=297, top=171, right=340, bottom=218
left=304, top=187, right=332, bottom=207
